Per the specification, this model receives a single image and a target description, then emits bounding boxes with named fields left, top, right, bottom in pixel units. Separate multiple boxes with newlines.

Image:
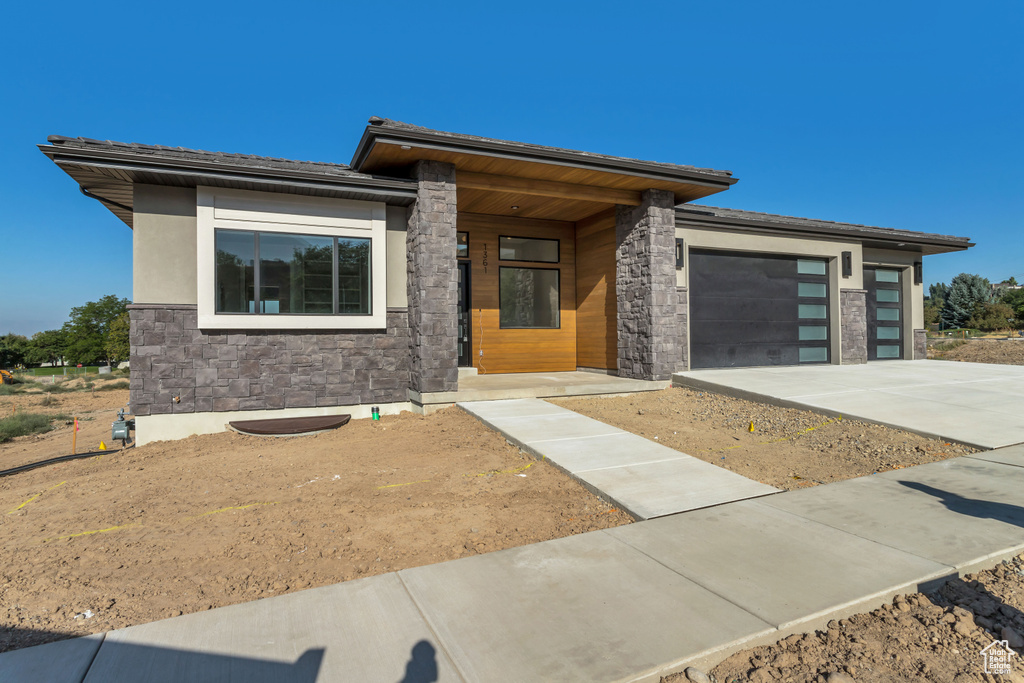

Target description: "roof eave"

left=675, top=212, right=974, bottom=254
left=350, top=126, right=738, bottom=190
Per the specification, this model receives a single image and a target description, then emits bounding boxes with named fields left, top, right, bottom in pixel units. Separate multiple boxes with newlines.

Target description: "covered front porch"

left=409, top=370, right=669, bottom=414
left=351, top=118, right=739, bottom=396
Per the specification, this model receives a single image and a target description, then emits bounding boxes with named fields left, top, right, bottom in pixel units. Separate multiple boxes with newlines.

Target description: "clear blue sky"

left=1, top=1, right=1020, bottom=336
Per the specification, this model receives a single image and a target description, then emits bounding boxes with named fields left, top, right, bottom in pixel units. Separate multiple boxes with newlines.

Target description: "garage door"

left=864, top=266, right=903, bottom=360
left=689, top=250, right=831, bottom=369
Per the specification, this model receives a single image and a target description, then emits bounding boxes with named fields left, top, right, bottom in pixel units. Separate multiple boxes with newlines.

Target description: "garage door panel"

left=690, top=320, right=801, bottom=345
left=690, top=343, right=801, bottom=368
left=689, top=297, right=798, bottom=323
left=689, top=250, right=830, bottom=370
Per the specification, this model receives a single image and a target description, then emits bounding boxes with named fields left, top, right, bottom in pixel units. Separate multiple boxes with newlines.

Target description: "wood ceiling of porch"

left=362, top=142, right=731, bottom=223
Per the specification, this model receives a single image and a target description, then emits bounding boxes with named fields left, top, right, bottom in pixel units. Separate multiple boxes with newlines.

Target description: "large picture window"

left=199, top=188, right=386, bottom=329
left=499, top=267, right=560, bottom=328
left=215, top=230, right=370, bottom=315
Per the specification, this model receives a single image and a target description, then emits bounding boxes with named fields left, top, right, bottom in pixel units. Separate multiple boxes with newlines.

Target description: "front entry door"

left=865, top=266, right=903, bottom=360
left=457, top=261, right=472, bottom=367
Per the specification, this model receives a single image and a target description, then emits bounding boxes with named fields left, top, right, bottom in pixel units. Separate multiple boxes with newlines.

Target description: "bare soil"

left=931, top=339, right=1024, bottom=366
left=0, top=392, right=630, bottom=653
left=553, top=388, right=976, bottom=491
left=665, top=554, right=1024, bottom=683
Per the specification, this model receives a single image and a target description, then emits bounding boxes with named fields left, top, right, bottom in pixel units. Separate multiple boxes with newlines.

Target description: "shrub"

left=0, top=385, right=24, bottom=396
left=96, top=380, right=130, bottom=391
left=42, top=384, right=72, bottom=394
left=0, top=413, right=59, bottom=443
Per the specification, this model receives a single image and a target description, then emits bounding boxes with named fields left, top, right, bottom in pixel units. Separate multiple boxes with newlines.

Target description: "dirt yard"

left=931, top=338, right=1024, bottom=366
left=0, top=391, right=630, bottom=653
left=554, top=388, right=977, bottom=491
left=664, top=553, right=1024, bottom=683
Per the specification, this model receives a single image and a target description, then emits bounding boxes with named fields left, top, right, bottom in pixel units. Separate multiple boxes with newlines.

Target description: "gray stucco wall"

left=128, top=304, right=411, bottom=417
left=133, top=185, right=197, bottom=305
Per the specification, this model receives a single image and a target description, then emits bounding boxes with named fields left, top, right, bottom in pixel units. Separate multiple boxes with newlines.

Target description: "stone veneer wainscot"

left=128, top=304, right=411, bottom=417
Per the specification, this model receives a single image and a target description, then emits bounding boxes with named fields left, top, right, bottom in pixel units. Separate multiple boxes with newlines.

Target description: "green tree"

left=923, top=301, right=942, bottom=327
left=926, top=282, right=949, bottom=307
left=1002, top=288, right=1024, bottom=328
left=967, top=302, right=1016, bottom=332
left=63, top=295, right=131, bottom=365
left=24, top=329, right=68, bottom=367
left=941, top=273, right=990, bottom=329
left=0, top=334, right=29, bottom=369
left=105, top=312, right=131, bottom=364
left=1007, top=276, right=1018, bottom=287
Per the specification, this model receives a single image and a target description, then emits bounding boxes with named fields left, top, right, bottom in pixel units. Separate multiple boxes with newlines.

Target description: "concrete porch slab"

left=398, top=529, right=775, bottom=683
left=81, top=573, right=462, bottom=683
left=606, top=500, right=951, bottom=630
left=760, top=458, right=1024, bottom=574
left=413, top=371, right=667, bottom=412
left=674, top=360, right=1024, bottom=449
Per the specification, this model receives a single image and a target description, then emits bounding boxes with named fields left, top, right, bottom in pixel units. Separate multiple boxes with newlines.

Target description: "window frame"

left=198, top=187, right=386, bottom=330
left=498, top=235, right=560, bottom=264
left=498, top=266, right=561, bottom=329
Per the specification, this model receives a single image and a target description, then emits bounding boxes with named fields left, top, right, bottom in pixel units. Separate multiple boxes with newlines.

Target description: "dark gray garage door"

left=864, top=266, right=903, bottom=360
left=689, top=250, right=831, bottom=369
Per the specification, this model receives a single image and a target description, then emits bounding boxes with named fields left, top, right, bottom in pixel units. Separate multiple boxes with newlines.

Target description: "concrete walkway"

left=675, top=360, right=1024, bottom=450
left=5, top=445, right=1024, bottom=682
left=458, top=399, right=778, bottom=519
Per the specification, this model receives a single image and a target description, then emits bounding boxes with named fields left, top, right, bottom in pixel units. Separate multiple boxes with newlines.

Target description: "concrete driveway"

left=675, top=360, right=1024, bottom=450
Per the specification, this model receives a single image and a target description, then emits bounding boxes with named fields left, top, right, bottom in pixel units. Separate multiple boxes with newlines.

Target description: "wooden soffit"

left=353, top=130, right=738, bottom=222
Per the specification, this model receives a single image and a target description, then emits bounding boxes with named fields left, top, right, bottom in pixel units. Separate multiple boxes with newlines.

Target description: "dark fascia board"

left=350, top=127, right=739, bottom=191
left=675, top=212, right=974, bottom=253
left=39, top=144, right=418, bottom=201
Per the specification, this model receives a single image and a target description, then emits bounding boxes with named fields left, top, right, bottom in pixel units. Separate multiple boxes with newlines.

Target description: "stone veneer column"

left=405, top=160, right=459, bottom=394
left=914, top=329, right=927, bottom=360
left=840, top=289, right=868, bottom=364
left=615, top=189, right=681, bottom=380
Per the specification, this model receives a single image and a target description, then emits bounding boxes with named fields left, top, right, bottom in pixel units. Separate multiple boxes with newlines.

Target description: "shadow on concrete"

left=399, top=639, right=439, bottom=683
left=83, top=643, right=324, bottom=682
left=897, top=481, right=1024, bottom=528
left=0, top=626, right=324, bottom=683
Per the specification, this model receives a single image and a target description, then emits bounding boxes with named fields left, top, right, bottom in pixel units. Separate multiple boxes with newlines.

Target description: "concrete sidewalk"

left=675, top=360, right=1024, bottom=450
left=5, top=446, right=1024, bottom=682
left=458, top=398, right=778, bottom=519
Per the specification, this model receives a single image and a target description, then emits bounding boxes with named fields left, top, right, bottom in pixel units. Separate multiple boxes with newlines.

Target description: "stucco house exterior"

left=39, top=118, right=972, bottom=444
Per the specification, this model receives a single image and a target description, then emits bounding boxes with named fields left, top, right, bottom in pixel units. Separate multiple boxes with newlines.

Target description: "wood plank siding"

left=575, top=209, right=618, bottom=370
left=459, top=213, right=578, bottom=373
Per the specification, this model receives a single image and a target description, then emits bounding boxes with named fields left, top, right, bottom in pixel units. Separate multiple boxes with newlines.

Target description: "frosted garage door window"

left=499, top=267, right=560, bottom=328
left=877, top=345, right=901, bottom=358
left=877, top=308, right=900, bottom=321
left=799, top=325, right=828, bottom=341
left=799, top=347, right=828, bottom=363
left=798, top=282, right=827, bottom=298
left=875, top=269, right=901, bottom=283
left=877, top=327, right=900, bottom=339
left=799, top=304, right=827, bottom=319
left=877, top=289, right=900, bottom=303
left=797, top=259, right=827, bottom=275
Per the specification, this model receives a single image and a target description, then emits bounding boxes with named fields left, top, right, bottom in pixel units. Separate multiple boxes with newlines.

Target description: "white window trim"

left=197, top=187, right=387, bottom=330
